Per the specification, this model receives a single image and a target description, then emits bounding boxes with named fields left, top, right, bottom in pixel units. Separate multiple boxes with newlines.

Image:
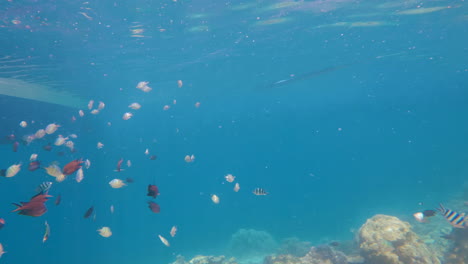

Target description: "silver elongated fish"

left=35, top=182, right=53, bottom=194
left=253, top=188, right=268, bottom=196
left=438, top=204, right=467, bottom=228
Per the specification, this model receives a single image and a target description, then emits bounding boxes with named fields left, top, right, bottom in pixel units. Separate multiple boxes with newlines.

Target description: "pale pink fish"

left=128, top=103, right=141, bottom=110
left=97, top=227, right=112, bottom=237
left=54, top=135, right=68, bottom=146
left=141, top=85, right=152, bottom=92
left=126, top=160, right=132, bottom=167
left=78, top=110, right=85, bottom=117
left=234, top=183, right=240, bottom=192
left=158, top=235, right=170, bottom=247
left=163, top=105, right=170, bottom=110
left=195, top=102, right=201, bottom=108
left=211, top=194, right=220, bottom=204
left=98, top=101, right=105, bottom=110
left=69, top=134, right=78, bottom=139
left=109, top=179, right=126, bottom=188
left=90, top=109, right=100, bottom=115
left=122, top=112, right=133, bottom=120
left=97, top=142, right=104, bottom=149
left=173, top=99, right=177, bottom=105
left=35, top=129, right=46, bottom=139
left=75, top=168, right=84, bottom=183
left=45, top=123, right=60, bottom=134
left=145, top=148, right=149, bottom=155
left=136, top=81, right=149, bottom=89
left=177, top=80, right=183, bottom=88
left=88, top=100, right=94, bottom=110
left=19, top=121, right=27, bottom=128
left=30, top=153, right=38, bottom=161
left=65, top=140, right=74, bottom=150
left=0, top=243, right=6, bottom=258
left=170, top=226, right=177, bottom=237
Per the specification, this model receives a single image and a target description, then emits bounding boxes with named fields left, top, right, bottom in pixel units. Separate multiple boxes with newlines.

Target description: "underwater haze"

left=0, top=0, right=467, bottom=264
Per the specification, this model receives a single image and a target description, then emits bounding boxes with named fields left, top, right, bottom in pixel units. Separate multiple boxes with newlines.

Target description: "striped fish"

left=35, top=182, right=53, bottom=194
left=253, top=188, right=268, bottom=196
left=438, top=204, right=467, bottom=228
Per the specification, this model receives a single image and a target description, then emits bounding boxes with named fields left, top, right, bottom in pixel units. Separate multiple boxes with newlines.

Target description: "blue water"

left=0, top=0, right=467, bottom=263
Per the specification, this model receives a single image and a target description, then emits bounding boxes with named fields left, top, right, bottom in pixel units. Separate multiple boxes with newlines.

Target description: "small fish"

left=149, top=155, right=157, bottom=160
left=43, top=221, right=50, bottom=243
left=148, top=201, right=160, bottom=213
left=115, top=158, right=124, bottom=172
left=413, top=212, right=426, bottom=223
left=234, top=183, right=240, bottom=192
left=253, top=188, right=268, bottom=196
left=28, top=161, right=41, bottom=171
left=35, top=182, right=52, bottom=194
left=0, top=243, right=5, bottom=258
left=109, top=179, right=126, bottom=188
left=225, top=174, right=235, bottom=183
left=0, top=218, right=5, bottom=229
left=147, top=185, right=159, bottom=198
left=98, top=101, right=105, bottom=110
left=30, top=154, right=38, bottom=161
left=75, top=168, right=84, bottom=183
left=128, top=103, right=141, bottom=110
left=158, top=234, right=170, bottom=247
left=127, top=160, right=132, bottom=167
left=12, top=141, right=19, bottom=152
left=45, top=123, right=60, bottom=134
left=437, top=203, right=467, bottom=228
left=423, top=210, right=437, bottom=217
left=170, top=226, right=177, bottom=237
left=78, top=110, right=85, bottom=117
left=211, top=194, right=220, bottom=204
left=110, top=205, right=114, bottom=214
left=145, top=148, right=149, bottom=155
left=97, top=227, right=112, bottom=237
left=6, top=163, right=21, bottom=177
left=97, top=142, right=104, bottom=149
left=122, top=112, right=133, bottom=120
left=43, top=143, right=53, bottom=151
left=126, top=177, right=135, bottom=183
left=55, top=194, right=61, bottom=206
left=88, top=100, right=94, bottom=110
left=84, top=206, right=94, bottom=219
left=19, top=121, right=27, bottom=128
left=84, top=159, right=91, bottom=169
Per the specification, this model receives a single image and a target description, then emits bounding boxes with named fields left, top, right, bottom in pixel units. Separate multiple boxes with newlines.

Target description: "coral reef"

left=443, top=228, right=468, bottom=264
left=172, top=255, right=237, bottom=264
left=264, top=245, right=348, bottom=264
left=276, top=237, right=311, bottom=257
left=227, top=228, right=278, bottom=259
left=358, top=214, right=441, bottom=264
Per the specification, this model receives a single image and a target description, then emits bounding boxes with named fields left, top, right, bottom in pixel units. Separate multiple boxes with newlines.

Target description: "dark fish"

left=54, top=194, right=61, bottom=206
left=28, top=161, right=41, bottom=171
left=148, top=201, right=160, bottom=213
left=329, top=241, right=340, bottom=247
left=423, top=210, right=437, bottom=217
left=115, top=158, right=124, bottom=172
left=0, top=169, right=5, bottom=177
left=12, top=141, right=19, bottom=152
left=147, top=185, right=159, bottom=199
left=12, top=193, right=52, bottom=217
left=84, top=206, right=94, bottom=219
left=0, top=218, right=4, bottom=229
left=126, top=177, right=134, bottom=183
left=437, top=203, right=467, bottom=228
left=253, top=188, right=268, bottom=196
left=56, top=151, right=65, bottom=157
left=35, top=182, right=52, bottom=194
left=43, top=143, right=52, bottom=151
left=149, top=155, right=157, bottom=160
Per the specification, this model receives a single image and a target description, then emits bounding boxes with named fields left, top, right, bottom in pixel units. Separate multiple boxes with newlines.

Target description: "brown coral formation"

left=264, top=245, right=348, bottom=264
left=444, top=228, right=468, bottom=264
left=172, top=255, right=237, bottom=264
left=358, top=214, right=440, bottom=264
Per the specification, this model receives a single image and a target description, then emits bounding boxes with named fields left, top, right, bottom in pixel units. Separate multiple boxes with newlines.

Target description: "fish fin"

left=437, top=203, right=446, bottom=214
left=11, top=203, right=22, bottom=212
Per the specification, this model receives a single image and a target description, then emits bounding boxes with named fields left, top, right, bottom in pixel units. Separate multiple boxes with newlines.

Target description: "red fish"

left=28, top=161, right=40, bottom=171
left=115, top=158, right=124, bottom=172
left=12, top=193, right=52, bottom=217
left=54, top=194, right=61, bottom=206
left=62, top=159, right=83, bottom=175
left=147, top=185, right=159, bottom=199
left=0, top=218, right=5, bottom=229
left=148, top=201, right=160, bottom=213
left=12, top=141, right=19, bottom=152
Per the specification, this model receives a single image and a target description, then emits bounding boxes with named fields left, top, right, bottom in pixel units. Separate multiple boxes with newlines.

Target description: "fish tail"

left=437, top=203, right=446, bottom=214
left=11, top=203, right=22, bottom=212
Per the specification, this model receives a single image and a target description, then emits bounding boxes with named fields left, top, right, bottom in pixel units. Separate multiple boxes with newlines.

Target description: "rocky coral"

left=264, top=245, right=348, bottom=264
left=171, top=255, right=237, bottom=264
left=358, top=214, right=441, bottom=264
left=443, top=228, right=468, bottom=264
left=227, top=228, right=278, bottom=259
left=276, top=237, right=311, bottom=257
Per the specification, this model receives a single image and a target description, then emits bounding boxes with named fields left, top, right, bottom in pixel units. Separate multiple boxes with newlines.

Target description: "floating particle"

left=127, top=160, right=132, bottom=167
left=110, top=205, right=114, bottom=214
left=97, top=227, right=112, bottom=237
left=211, top=194, right=220, bottom=204
left=225, top=174, right=235, bottom=183
left=128, top=103, right=141, bottom=110
left=19, top=121, right=27, bottom=128
left=122, top=112, right=133, bottom=120
left=195, top=102, right=201, bottom=108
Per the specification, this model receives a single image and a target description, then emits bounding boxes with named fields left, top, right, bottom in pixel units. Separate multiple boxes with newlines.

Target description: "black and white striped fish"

left=253, top=188, right=268, bottom=196
left=35, top=182, right=53, bottom=194
left=437, top=203, right=467, bottom=228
